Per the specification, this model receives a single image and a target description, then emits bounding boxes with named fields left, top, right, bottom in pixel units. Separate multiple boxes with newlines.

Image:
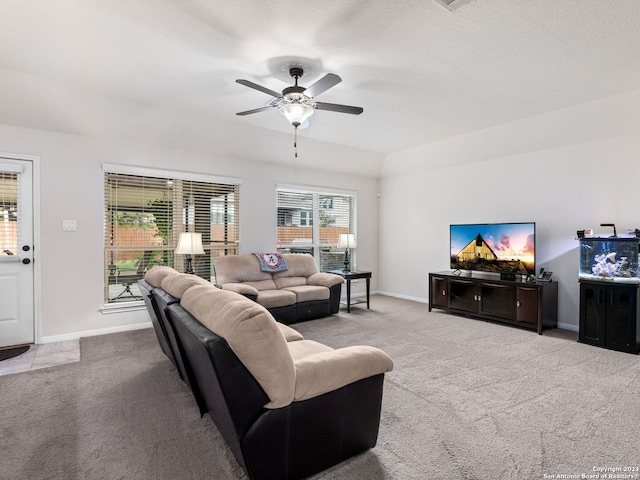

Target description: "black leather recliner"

left=138, top=278, right=177, bottom=367
left=138, top=266, right=393, bottom=480
left=166, top=303, right=387, bottom=480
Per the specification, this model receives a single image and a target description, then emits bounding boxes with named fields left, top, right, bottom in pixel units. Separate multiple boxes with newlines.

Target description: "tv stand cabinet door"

left=429, top=274, right=449, bottom=311
left=515, top=285, right=541, bottom=326
left=478, top=282, right=515, bottom=320
left=448, top=278, right=478, bottom=314
left=525, top=282, right=558, bottom=334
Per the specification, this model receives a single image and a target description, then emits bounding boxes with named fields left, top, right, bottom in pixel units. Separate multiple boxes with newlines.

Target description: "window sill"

left=100, top=301, right=146, bottom=315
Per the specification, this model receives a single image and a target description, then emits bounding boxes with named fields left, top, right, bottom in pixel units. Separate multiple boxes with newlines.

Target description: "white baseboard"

left=36, top=294, right=578, bottom=343
left=38, top=322, right=152, bottom=344
left=557, top=322, right=578, bottom=332
left=376, top=290, right=429, bottom=304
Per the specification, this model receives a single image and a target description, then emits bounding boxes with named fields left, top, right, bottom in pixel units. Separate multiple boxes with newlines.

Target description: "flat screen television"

left=450, top=222, right=535, bottom=276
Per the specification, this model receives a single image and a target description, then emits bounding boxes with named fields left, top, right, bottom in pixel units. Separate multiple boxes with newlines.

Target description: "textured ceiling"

left=0, top=1, right=639, bottom=172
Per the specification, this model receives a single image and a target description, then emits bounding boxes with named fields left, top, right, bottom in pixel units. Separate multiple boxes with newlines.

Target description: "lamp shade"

left=279, top=103, right=314, bottom=127
left=175, top=232, right=205, bottom=255
left=337, top=233, right=357, bottom=249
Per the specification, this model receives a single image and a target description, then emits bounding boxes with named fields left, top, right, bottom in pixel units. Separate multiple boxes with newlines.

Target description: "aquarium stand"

left=428, top=271, right=558, bottom=335
left=577, top=235, right=640, bottom=353
left=578, top=280, right=640, bottom=354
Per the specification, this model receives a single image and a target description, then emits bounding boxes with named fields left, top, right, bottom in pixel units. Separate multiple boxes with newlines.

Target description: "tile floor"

left=0, top=339, right=80, bottom=377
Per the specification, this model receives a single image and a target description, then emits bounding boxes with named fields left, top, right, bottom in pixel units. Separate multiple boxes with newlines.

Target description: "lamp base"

left=342, top=249, right=350, bottom=273
left=185, top=256, right=194, bottom=275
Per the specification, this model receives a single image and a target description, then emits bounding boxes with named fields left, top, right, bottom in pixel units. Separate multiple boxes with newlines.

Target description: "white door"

left=0, top=158, right=34, bottom=347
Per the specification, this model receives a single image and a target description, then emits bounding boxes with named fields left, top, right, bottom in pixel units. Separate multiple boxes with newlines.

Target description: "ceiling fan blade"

left=315, top=102, right=363, bottom=115
left=304, top=73, right=341, bottom=98
left=236, top=79, right=282, bottom=98
left=236, top=106, right=274, bottom=116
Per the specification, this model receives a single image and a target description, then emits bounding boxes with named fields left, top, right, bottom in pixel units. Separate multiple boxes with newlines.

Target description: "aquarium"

left=579, top=237, right=640, bottom=283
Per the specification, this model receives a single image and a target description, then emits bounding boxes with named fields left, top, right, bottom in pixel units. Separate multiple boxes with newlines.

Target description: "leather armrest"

left=293, top=346, right=393, bottom=402
left=307, top=272, right=345, bottom=288
left=221, top=283, right=260, bottom=297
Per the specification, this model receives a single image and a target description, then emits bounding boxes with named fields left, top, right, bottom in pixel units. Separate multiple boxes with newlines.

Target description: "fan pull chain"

left=294, top=126, right=298, bottom=158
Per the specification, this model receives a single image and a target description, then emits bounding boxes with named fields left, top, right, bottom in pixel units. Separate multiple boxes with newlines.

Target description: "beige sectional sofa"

left=214, top=253, right=344, bottom=324
left=139, top=266, right=393, bottom=480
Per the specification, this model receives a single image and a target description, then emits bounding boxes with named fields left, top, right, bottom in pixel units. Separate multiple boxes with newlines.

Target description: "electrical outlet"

left=62, top=220, right=77, bottom=231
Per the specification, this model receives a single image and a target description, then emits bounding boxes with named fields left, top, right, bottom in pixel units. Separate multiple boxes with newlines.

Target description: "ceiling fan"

left=235, top=67, right=364, bottom=130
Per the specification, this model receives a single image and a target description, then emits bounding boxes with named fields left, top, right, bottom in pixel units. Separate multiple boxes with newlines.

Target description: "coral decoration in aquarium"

left=579, top=237, right=640, bottom=283
left=450, top=222, right=535, bottom=276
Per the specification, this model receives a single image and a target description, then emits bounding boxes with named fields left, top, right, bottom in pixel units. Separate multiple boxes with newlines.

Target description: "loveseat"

left=138, top=266, right=394, bottom=480
left=214, top=253, right=344, bottom=324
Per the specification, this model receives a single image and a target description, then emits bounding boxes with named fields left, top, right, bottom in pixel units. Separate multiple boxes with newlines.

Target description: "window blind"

left=276, top=187, right=356, bottom=271
left=104, top=170, right=240, bottom=303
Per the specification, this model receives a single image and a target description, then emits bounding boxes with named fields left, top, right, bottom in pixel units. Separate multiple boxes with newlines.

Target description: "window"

left=104, top=165, right=241, bottom=303
left=276, top=186, right=356, bottom=271
left=0, top=170, right=19, bottom=256
left=300, top=211, right=313, bottom=226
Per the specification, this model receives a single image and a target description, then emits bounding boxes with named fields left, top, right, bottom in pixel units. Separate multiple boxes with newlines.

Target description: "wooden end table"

left=327, top=270, right=372, bottom=313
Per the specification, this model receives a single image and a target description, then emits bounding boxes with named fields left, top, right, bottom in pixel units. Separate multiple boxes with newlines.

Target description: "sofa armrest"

left=293, top=346, right=393, bottom=402
left=307, top=272, right=345, bottom=288
left=220, top=282, right=260, bottom=297
left=278, top=323, right=304, bottom=342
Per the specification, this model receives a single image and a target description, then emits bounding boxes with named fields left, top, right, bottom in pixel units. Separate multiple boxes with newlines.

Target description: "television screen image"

left=450, top=222, right=535, bottom=276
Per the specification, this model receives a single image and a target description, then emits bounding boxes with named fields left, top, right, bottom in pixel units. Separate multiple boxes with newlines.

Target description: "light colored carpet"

left=1, top=295, right=639, bottom=479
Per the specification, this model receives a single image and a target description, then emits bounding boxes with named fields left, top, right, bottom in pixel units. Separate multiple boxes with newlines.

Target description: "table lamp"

left=175, top=232, right=205, bottom=274
left=338, top=233, right=356, bottom=272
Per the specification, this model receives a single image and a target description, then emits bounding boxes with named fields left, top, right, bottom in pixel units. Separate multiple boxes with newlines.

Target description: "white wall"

left=4, top=85, right=639, bottom=340
left=378, top=89, right=640, bottom=330
left=0, top=124, right=380, bottom=342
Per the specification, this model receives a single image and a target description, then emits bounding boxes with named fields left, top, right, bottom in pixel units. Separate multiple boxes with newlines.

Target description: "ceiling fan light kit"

left=236, top=66, right=363, bottom=158
left=279, top=103, right=314, bottom=127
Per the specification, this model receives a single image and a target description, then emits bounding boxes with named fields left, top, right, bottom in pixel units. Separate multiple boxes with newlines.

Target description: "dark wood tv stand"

left=429, top=271, right=558, bottom=334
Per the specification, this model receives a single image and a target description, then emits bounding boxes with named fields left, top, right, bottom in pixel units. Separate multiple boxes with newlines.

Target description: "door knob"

left=22, top=245, right=30, bottom=251
left=22, top=258, right=31, bottom=264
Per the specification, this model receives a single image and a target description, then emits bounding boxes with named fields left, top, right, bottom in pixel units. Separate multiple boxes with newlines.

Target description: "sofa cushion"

left=180, top=284, right=295, bottom=409
left=273, top=276, right=307, bottom=289
left=144, top=265, right=179, bottom=288
left=278, top=324, right=304, bottom=342
left=245, top=279, right=278, bottom=292
left=273, top=254, right=318, bottom=279
left=293, top=346, right=394, bottom=402
left=287, top=339, right=333, bottom=361
left=220, top=282, right=259, bottom=297
left=215, top=254, right=272, bottom=284
left=160, top=273, right=211, bottom=299
left=256, top=289, right=297, bottom=309
left=283, top=285, right=330, bottom=303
